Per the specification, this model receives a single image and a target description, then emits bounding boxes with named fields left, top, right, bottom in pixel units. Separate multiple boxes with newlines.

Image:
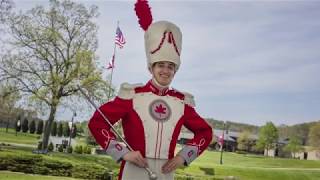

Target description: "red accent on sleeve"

left=88, top=97, right=132, bottom=149
left=183, top=105, right=213, bottom=155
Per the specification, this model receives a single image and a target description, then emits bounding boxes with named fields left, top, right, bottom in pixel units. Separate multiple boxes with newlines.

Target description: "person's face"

left=151, top=61, right=176, bottom=86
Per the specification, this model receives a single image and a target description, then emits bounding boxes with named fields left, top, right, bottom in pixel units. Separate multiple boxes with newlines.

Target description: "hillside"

left=205, top=118, right=260, bottom=134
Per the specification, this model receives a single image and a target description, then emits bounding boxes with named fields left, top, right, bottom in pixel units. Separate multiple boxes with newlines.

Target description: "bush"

left=0, top=153, right=117, bottom=179
left=3, top=155, right=42, bottom=173
left=83, top=146, right=92, bottom=154
left=235, top=150, right=247, bottom=154
left=48, top=142, right=54, bottom=152
left=37, top=142, right=43, bottom=150
left=58, top=145, right=64, bottom=152
left=41, top=160, right=72, bottom=176
left=72, top=164, right=110, bottom=179
left=74, top=145, right=83, bottom=154
left=67, top=146, right=73, bottom=153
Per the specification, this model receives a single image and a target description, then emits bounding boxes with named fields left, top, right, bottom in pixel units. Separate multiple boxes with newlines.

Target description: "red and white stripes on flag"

left=106, top=26, right=125, bottom=70
left=115, top=26, right=126, bottom=48
left=107, top=54, right=115, bottom=70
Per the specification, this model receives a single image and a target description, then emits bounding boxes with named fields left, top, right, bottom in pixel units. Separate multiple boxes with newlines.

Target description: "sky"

left=12, top=0, right=320, bottom=126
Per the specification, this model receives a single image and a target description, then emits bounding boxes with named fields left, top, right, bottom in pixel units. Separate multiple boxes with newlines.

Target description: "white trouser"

left=121, top=158, right=174, bottom=180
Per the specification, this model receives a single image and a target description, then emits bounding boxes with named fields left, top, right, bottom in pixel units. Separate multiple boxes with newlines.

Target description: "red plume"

left=134, top=0, right=153, bottom=31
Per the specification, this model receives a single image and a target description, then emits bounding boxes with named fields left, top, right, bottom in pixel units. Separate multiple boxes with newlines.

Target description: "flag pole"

left=107, top=21, right=119, bottom=101
left=220, top=121, right=225, bottom=165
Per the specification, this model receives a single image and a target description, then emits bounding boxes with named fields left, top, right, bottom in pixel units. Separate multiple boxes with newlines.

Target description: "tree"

left=36, top=120, right=44, bottom=134
left=83, top=121, right=96, bottom=145
left=237, top=131, right=252, bottom=152
left=63, top=121, right=70, bottom=137
left=0, top=0, right=110, bottom=150
left=71, top=124, right=77, bottom=138
left=21, top=117, right=29, bottom=133
left=291, top=123, right=310, bottom=145
left=0, top=83, right=21, bottom=133
left=57, top=122, right=63, bottom=137
left=0, top=0, right=13, bottom=25
left=29, top=120, right=36, bottom=134
left=284, top=136, right=303, bottom=158
left=51, top=121, right=57, bottom=136
left=308, top=122, right=320, bottom=149
left=256, top=122, right=279, bottom=156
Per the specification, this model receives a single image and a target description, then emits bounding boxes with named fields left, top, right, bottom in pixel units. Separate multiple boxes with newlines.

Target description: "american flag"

left=115, top=26, right=126, bottom=48
left=107, top=54, right=115, bottom=70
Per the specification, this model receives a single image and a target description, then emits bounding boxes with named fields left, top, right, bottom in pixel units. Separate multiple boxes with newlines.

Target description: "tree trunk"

left=41, top=104, right=57, bottom=150
left=5, top=118, right=9, bottom=133
left=266, top=147, right=268, bottom=157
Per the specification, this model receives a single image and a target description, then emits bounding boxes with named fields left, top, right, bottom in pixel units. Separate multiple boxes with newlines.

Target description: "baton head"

left=149, top=172, right=157, bottom=180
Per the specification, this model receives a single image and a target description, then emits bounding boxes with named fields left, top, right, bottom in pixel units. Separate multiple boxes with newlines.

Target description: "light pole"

left=219, top=122, right=225, bottom=165
left=68, top=111, right=76, bottom=147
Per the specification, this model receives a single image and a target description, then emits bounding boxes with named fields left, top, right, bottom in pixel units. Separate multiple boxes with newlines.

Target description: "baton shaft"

left=77, top=85, right=134, bottom=151
left=77, top=85, right=157, bottom=179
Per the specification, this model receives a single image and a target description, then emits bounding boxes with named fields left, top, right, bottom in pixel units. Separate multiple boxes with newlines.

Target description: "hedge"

left=0, top=153, right=112, bottom=179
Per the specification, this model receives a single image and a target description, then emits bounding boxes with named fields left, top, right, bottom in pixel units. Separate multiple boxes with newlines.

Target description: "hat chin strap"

left=151, top=77, right=169, bottom=90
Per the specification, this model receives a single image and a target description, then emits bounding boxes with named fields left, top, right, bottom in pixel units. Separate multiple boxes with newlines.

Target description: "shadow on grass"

left=199, top=167, right=215, bottom=175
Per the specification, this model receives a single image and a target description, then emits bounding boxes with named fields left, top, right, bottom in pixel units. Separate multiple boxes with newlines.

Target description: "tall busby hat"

left=135, top=0, right=182, bottom=71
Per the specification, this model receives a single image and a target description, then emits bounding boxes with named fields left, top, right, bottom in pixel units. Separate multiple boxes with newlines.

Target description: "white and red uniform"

left=88, top=80, right=212, bottom=180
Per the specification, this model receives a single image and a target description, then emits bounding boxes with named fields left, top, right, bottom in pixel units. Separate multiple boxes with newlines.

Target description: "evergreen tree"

left=21, top=117, right=29, bottom=133
left=57, top=122, right=63, bottom=137
left=51, top=121, right=57, bottom=136
left=29, top=120, right=36, bottom=134
left=36, top=120, right=43, bottom=135
left=71, top=124, right=77, bottom=138
left=63, top=122, right=70, bottom=137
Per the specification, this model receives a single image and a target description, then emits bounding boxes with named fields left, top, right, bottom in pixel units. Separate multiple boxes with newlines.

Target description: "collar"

left=146, top=79, right=170, bottom=96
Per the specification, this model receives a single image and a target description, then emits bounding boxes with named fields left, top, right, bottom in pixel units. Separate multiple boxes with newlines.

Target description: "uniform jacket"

left=88, top=80, right=212, bottom=175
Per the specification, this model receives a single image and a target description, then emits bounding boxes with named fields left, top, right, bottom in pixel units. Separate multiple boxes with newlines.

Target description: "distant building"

left=295, top=147, right=320, bottom=160
left=47, top=136, right=78, bottom=150
left=264, top=140, right=320, bottom=160
left=178, top=128, right=259, bottom=153
left=264, top=138, right=291, bottom=158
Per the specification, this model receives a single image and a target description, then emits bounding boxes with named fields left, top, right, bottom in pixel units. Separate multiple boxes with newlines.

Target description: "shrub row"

left=74, top=145, right=92, bottom=154
left=0, top=154, right=113, bottom=179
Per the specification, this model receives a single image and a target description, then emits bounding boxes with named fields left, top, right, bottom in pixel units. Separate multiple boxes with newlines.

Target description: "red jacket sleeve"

left=183, top=105, right=213, bottom=155
left=88, top=97, right=131, bottom=149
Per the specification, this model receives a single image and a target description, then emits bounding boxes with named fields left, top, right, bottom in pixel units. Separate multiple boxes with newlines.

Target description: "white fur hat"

left=144, top=21, right=182, bottom=71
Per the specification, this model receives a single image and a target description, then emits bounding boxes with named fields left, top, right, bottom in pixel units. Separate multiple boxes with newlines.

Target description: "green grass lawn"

left=0, top=128, right=40, bottom=145
left=1, top=145, right=119, bottom=169
left=1, top=128, right=320, bottom=180
left=181, top=150, right=320, bottom=180
left=0, top=171, right=79, bottom=180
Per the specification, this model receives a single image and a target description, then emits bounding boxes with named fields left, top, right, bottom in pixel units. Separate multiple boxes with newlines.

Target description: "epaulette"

left=118, top=82, right=144, bottom=100
left=182, top=91, right=196, bottom=107
left=172, top=88, right=196, bottom=107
